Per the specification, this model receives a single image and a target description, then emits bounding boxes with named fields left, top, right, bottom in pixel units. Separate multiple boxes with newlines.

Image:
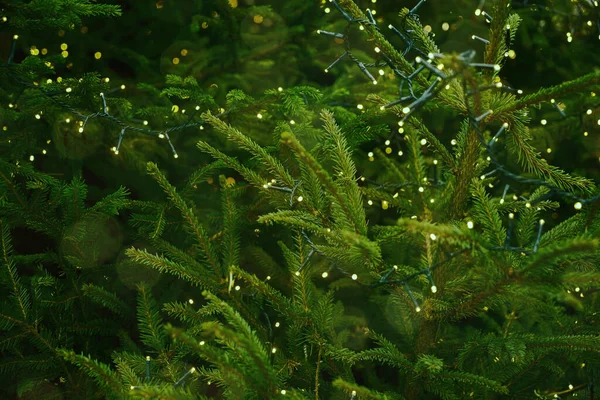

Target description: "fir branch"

left=494, top=70, right=600, bottom=118
left=125, top=247, right=218, bottom=289
left=82, top=284, right=129, bottom=317
left=321, top=109, right=368, bottom=236
left=521, top=237, right=599, bottom=279
left=332, top=378, right=405, bottom=400
left=136, top=283, right=167, bottom=353
left=58, top=349, right=124, bottom=399
left=196, top=141, right=266, bottom=189
left=505, top=119, right=596, bottom=193
left=219, top=176, right=241, bottom=270
left=280, top=131, right=365, bottom=236
left=146, top=162, right=222, bottom=277
left=202, top=111, right=296, bottom=188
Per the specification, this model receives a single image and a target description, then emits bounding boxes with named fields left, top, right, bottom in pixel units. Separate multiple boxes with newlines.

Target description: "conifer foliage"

left=1, top=0, right=600, bottom=399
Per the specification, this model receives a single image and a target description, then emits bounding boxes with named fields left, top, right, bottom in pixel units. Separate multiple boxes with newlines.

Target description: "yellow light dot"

left=143, top=120, right=149, bottom=126
left=42, top=149, right=47, bottom=154
left=94, top=52, right=102, bottom=59
left=351, top=274, right=358, bottom=280
left=78, top=127, right=84, bottom=133
left=574, top=202, right=582, bottom=210
left=442, top=22, right=449, bottom=31
left=180, top=49, right=188, bottom=56
left=357, top=104, right=364, bottom=110
left=121, top=84, right=126, bottom=90
left=382, top=200, right=388, bottom=210
left=172, top=57, right=180, bottom=65
left=35, top=114, right=41, bottom=119
left=540, top=119, right=547, bottom=125
left=202, top=21, right=208, bottom=29
left=172, top=105, right=179, bottom=113
left=188, top=299, right=194, bottom=304
left=281, top=390, right=287, bottom=395
left=253, top=15, right=264, bottom=24
left=508, top=49, right=516, bottom=59
left=228, top=0, right=238, bottom=7
left=271, top=348, right=277, bottom=353
left=430, top=233, right=437, bottom=240
left=61, top=50, right=69, bottom=58
left=41, top=48, right=48, bottom=55
left=367, top=200, right=373, bottom=205
left=275, top=321, right=280, bottom=327
left=324, top=7, right=331, bottom=13
left=2, top=126, right=6, bottom=131
left=297, top=196, right=303, bottom=202
left=235, top=285, right=240, bottom=291
left=60, top=43, right=68, bottom=51
left=402, top=107, right=410, bottom=114
left=467, top=221, right=474, bottom=229
left=385, top=147, right=392, bottom=154
left=424, top=25, right=432, bottom=33
left=418, top=187, right=424, bottom=192
left=2, top=17, right=7, bottom=22
left=584, top=131, right=589, bottom=137
left=257, top=113, right=263, bottom=119
left=29, top=155, right=34, bottom=161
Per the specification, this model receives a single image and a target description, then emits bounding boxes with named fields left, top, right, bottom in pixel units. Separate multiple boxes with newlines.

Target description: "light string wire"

left=0, top=38, right=240, bottom=158
left=311, top=0, right=600, bottom=310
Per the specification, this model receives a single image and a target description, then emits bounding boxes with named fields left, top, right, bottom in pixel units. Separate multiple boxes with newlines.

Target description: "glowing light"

left=143, top=120, right=148, bottom=125
left=180, top=49, right=188, bottom=56
left=29, top=155, right=34, bottom=161
left=188, top=299, right=194, bottom=304
left=402, top=107, right=410, bottom=114
left=430, top=233, right=437, bottom=240
left=35, top=114, right=41, bottom=119
left=297, top=196, right=303, bottom=202
left=257, top=113, right=263, bottom=119
left=431, top=286, right=437, bottom=293
left=357, top=104, right=364, bottom=110
left=271, top=347, right=277, bottom=353
left=351, top=274, right=358, bottom=280
left=94, top=52, right=102, bottom=59
left=322, top=272, right=328, bottom=278
left=442, top=22, right=449, bottom=31
left=253, top=15, right=264, bottom=24
left=574, top=202, right=582, bottom=210
left=467, top=221, right=474, bottom=229
left=172, top=57, right=180, bottom=64
left=275, top=322, right=280, bottom=327
left=540, top=119, right=547, bottom=125
left=418, top=187, right=424, bottom=193
left=235, top=285, right=240, bottom=291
